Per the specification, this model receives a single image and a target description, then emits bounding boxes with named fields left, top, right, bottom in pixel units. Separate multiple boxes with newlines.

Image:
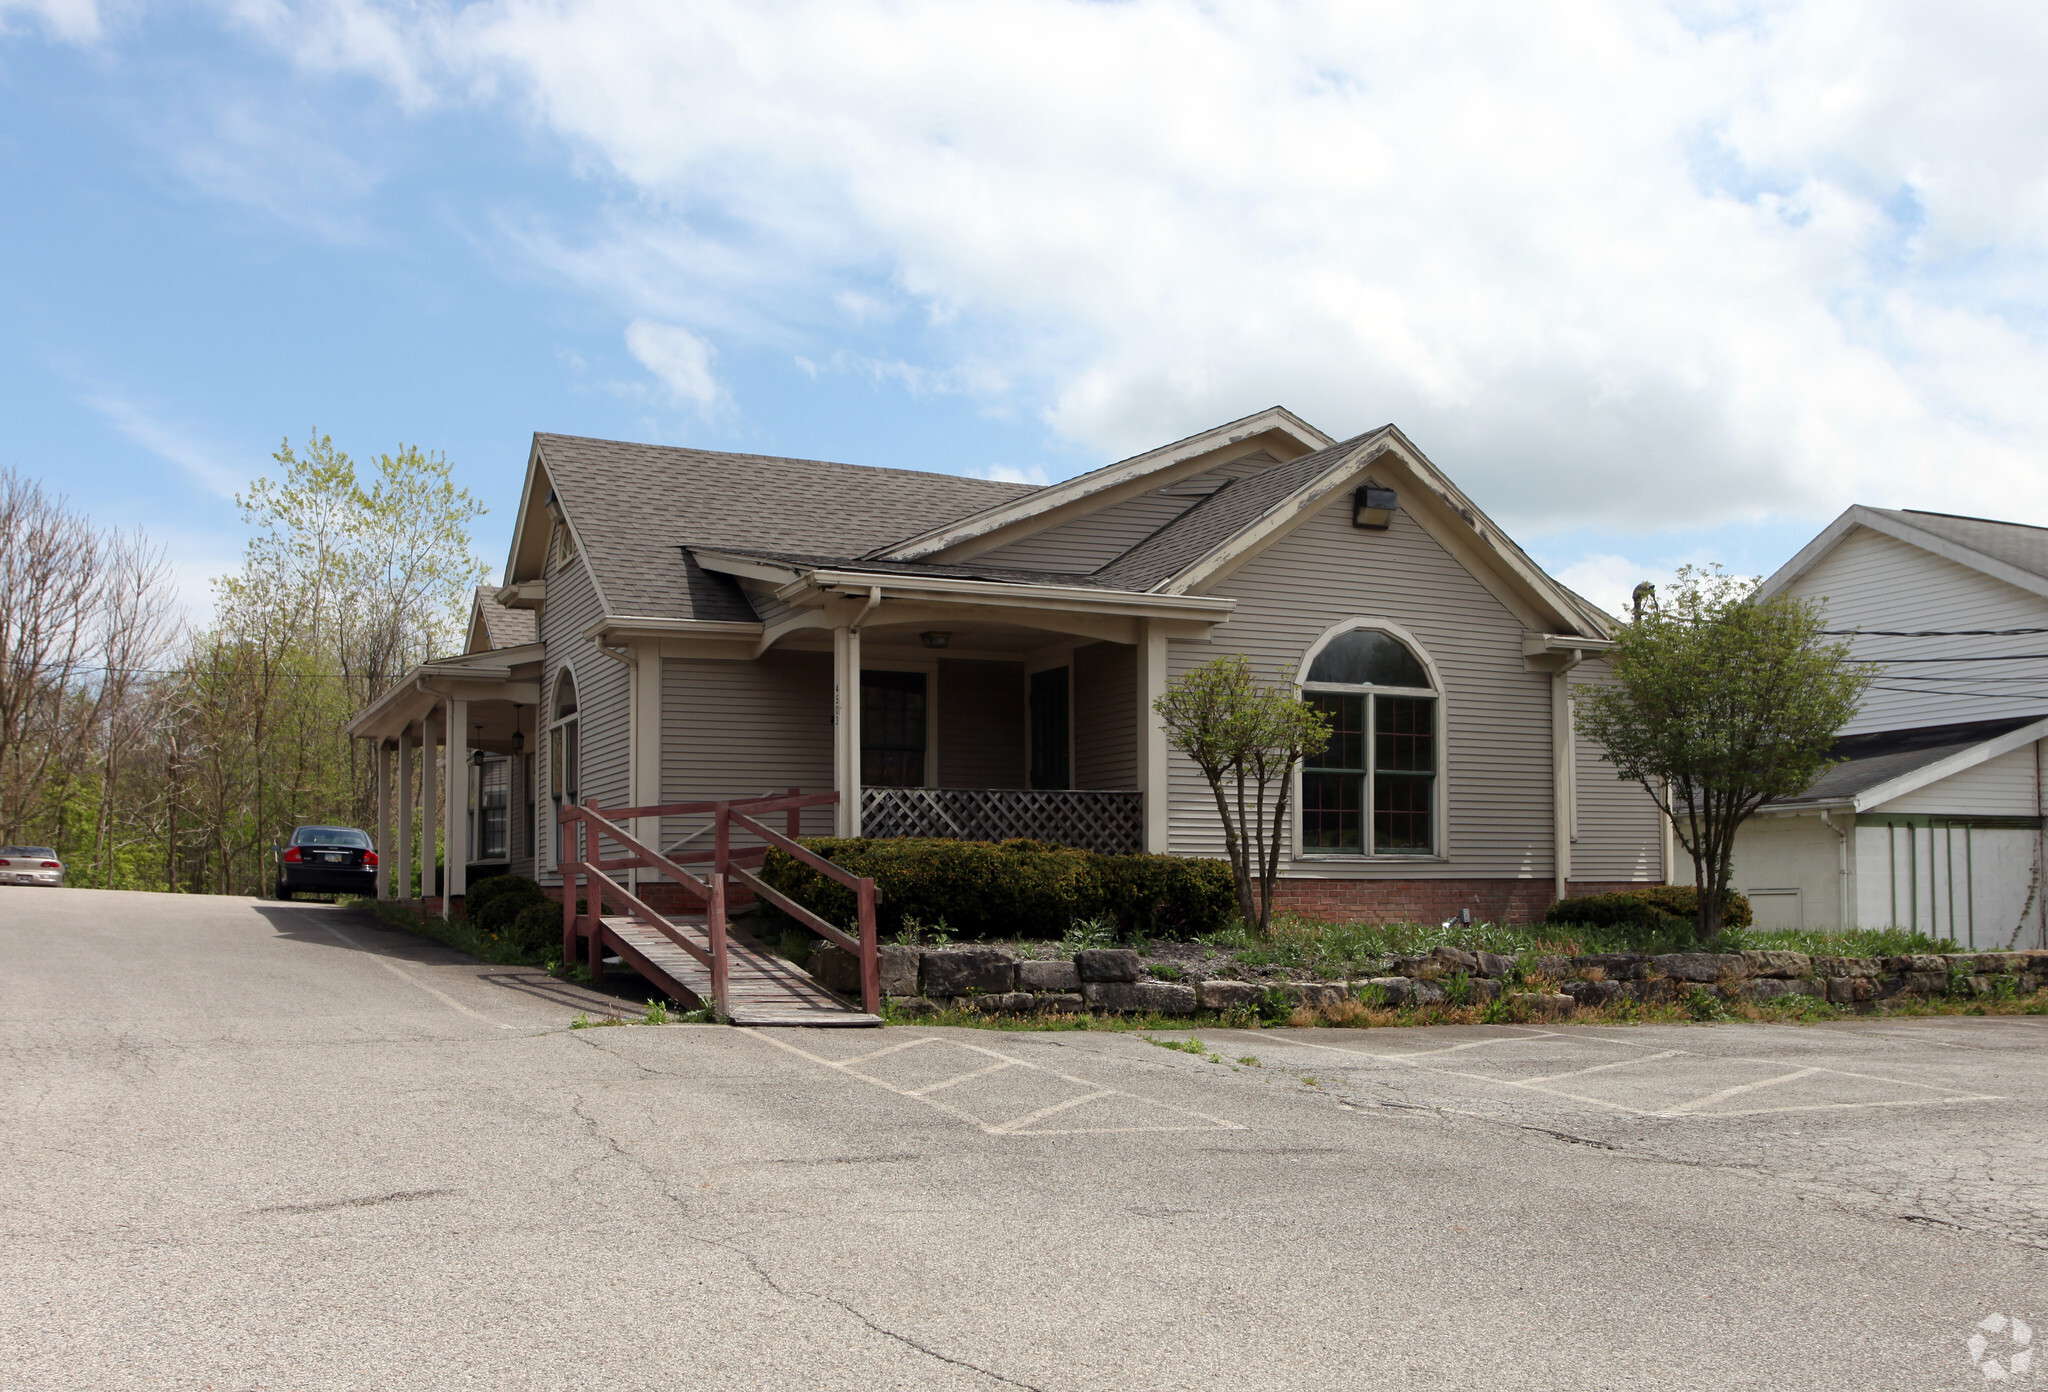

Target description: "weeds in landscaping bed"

left=1184, top=913, right=1961, bottom=978
left=892, top=984, right=2048, bottom=1033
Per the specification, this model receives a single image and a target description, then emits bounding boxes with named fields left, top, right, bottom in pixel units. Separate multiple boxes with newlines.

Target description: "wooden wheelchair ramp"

left=560, top=792, right=885, bottom=1029
left=600, top=914, right=880, bottom=1027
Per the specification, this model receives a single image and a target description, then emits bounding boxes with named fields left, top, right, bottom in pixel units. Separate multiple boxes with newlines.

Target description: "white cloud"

left=623, top=319, right=724, bottom=414
left=73, top=1, right=2048, bottom=536
left=967, top=461, right=1052, bottom=487
left=0, top=0, right=109, bottom=43
left=77, top=390, right=247, bottom=499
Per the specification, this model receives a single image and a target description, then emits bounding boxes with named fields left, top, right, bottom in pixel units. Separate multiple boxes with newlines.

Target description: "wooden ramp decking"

left=600, top=914, right=882, bottom=1027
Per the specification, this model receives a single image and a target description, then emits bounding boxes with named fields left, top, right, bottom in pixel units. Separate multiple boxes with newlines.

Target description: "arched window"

left=549, top=669, right=579, bottom=806
left=1299, top=627, right=1438, bottom=856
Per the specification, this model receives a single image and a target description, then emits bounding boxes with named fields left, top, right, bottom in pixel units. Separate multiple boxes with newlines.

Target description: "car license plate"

left=323, top=853, right=346, bottom=863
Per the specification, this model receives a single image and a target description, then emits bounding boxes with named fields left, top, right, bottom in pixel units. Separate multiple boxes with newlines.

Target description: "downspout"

left=589, top=636, right=637, bottom=671
left=1821, top=808, right=1850, bottom=931
left=1552, top=647, right=1586, bottom=903
left=849, top=585, right=882, bottom=634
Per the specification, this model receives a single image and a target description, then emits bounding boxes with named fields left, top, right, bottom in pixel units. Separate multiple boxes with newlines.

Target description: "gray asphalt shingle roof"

left=1878, top=509, right=2048, bottom=581
left=1093, top=430, right=1387, bottom=591
left=537, top=434, right=1037, bottom=622
left=686, top=546, right=1113, bottom=589
left=473, top=586, right=537, bottom=649
left=1773, top=716, right=2041, bottom=806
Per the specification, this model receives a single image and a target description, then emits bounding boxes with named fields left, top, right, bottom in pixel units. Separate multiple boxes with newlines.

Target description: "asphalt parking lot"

left=3, top=888, right=2045, bottom=1390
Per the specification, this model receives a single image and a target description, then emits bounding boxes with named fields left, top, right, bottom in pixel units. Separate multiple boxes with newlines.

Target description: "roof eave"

left=1844, top=715, right=2048, bottom=811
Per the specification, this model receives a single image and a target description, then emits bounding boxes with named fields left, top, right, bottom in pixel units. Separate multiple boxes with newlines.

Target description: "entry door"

left=1029, top=666, right=1070, bottom=790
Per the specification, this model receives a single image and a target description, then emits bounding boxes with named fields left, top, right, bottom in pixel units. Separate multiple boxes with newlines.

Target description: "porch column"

left=1552, top=661, right=1582, bottom=902
left=445, top=696, right=469, bottom=919
left=396, top=727, right=415, bottom=900
left=374, top=739, right=392, bottom=900
left=1136, top=620, right=1169, bottom=853
left=833, top=622, right=862, bottom=836
left=422, top=707, right=440, bottom=909
left=631, top=641, right=662, bottom=892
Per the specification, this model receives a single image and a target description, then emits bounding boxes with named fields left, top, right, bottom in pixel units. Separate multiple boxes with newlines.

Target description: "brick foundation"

left=1272, top=879, right=1658, bottom=926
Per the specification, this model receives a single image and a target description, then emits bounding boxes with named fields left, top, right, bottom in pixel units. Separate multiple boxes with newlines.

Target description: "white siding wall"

left=536, top=554, right=628, bottom=883
left=1725, top=814, right=1851, bottom=930
left=1788, top=528, right=2048, bottom=734
left=1166, top=495, right=1557, bottom=879
left=659, top=652, right=836, bottom=851
left=1875, top=744, right=2041, bottom=816
left=1855, top=821, right=2042, bottom=947
left=1570, top=663, right=1667, bottom=882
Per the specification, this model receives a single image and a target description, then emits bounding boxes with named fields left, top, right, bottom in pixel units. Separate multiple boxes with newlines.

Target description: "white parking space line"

left=1235, top=1029, right=2005, bottom=1120
left=989, top=1091, right=1116, bottom=1134
left=907, top=1059, right=1015, bottom=1096
left=1521, top=1050, right=1682, bottom=1085
left=843, top=1037, right=941, bottom=1067
left=300, top=911, right=512, bottom=1029
left=1661, top=1068, right=1819, bottom=1115
left=747, top=1031, right=1246, bottom=1137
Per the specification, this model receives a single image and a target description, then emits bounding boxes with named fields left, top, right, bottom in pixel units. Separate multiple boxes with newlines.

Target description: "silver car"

left=0, top=846, right=64, bottom=886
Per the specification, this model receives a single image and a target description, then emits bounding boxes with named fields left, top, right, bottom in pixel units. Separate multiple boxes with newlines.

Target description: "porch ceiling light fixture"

left=920, top=631, right=952, bottom=649
left=1352, top=485, right=1398, bottom=530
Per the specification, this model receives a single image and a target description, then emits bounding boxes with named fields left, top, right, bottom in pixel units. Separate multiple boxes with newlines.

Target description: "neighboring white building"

left=1725, top=508, right=2048, bottom=947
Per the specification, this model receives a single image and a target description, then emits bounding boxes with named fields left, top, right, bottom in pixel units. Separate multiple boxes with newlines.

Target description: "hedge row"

left=757, top=837, right=1237, bottom=940
left=1544, top=884, right=1753, bottom=936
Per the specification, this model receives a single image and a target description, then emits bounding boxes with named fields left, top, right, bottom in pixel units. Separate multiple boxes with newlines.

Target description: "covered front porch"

left=344, top=641, right=543, bottom=914
left=608, top=551, right=1239, bottom=857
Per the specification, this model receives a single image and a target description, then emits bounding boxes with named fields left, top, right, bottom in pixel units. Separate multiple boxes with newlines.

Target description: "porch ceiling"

left=345, top=651, right=544, bottom=742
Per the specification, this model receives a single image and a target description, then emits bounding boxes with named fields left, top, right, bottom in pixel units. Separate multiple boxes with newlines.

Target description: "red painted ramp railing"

left=557, top=790, right=879, bottom=1017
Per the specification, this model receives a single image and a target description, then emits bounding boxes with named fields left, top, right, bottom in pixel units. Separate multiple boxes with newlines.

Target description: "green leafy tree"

left=1575, top=566, right=1875, bottom=941
left=1154, top=655, right=1331, bottom=936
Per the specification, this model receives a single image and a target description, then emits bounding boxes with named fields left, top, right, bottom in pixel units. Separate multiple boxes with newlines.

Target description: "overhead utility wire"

left=1823, top=627, right=2048, bottom=636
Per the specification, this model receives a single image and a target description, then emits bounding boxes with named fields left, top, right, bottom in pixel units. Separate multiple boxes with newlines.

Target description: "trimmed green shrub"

left=503, top=901, right=563, bottom=958
left=469, top=874, right=549, bottom=936
left=757, top=837, right=1236, bottom=940
left=1544, top=885, right=1753, bottom=937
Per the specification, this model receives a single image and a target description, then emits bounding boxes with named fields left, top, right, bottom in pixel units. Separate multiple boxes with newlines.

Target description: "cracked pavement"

left=3, top=889, right=2045, bottom=1390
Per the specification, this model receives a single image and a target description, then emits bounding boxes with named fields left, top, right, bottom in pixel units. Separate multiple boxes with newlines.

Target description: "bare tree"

left=0, top=469, right=110, bottom=842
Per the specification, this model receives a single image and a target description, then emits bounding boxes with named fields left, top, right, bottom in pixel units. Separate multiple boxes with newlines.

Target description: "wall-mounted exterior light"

left=921, top=631, right=952, bottom=649
left=1352, top=485, right=1398, bottom=530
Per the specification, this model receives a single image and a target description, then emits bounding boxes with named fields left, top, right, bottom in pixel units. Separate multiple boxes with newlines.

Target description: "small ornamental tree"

left=1154, top=654, right=1331, bottom=936
left=1574, top=566, right=1875, bottom=942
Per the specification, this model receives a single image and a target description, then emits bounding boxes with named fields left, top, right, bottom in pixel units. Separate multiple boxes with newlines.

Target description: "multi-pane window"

left=1300, top=630, right=1437, bottom=856
left=861, top=670, right=928, bottom=787
left=473, top=757, right=510, bottom=862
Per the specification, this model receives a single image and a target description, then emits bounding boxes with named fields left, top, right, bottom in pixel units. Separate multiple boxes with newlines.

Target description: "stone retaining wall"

left=807, top=942, right=2048, bottom=1017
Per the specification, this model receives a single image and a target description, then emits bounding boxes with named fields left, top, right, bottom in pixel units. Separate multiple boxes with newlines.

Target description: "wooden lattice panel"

left=860, top=787, right=1143, bottom=854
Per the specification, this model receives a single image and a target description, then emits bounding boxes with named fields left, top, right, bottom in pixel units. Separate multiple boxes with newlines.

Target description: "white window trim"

left=1290, top=616, right=1453, bottom=864
left=544, top=663, right=582, bottom=871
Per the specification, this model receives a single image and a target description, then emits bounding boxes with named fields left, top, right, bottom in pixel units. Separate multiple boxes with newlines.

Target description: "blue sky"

left=5, top=1, right=2045, bottom=619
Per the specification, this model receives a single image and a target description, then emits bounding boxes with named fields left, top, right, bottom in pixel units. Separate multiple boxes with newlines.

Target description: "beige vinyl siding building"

left=352, top=405, right=1670, bottom=926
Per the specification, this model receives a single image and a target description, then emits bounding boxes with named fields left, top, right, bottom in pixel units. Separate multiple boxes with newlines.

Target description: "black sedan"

left=275, top=826, right=378, bottom=900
